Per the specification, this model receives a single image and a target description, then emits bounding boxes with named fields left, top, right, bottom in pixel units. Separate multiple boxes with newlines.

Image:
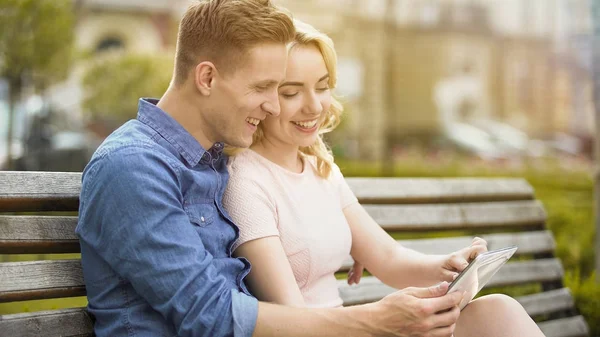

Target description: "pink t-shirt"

left=223, top=149, right=358, bottom=308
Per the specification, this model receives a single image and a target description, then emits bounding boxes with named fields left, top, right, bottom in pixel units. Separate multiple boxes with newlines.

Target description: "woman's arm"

left=344, top=203, right=447, bottom=289
left=235, top=237, right=306, bottom=307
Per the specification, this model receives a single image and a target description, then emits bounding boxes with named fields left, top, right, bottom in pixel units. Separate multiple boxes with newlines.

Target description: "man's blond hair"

left=174, top=0, right=295, bottom=85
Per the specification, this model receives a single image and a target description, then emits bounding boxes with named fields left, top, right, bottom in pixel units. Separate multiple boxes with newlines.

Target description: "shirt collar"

left=136, top=98, right=224, bottom=167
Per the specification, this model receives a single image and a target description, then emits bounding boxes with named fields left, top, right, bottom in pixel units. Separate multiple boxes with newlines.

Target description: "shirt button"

left=200, top=216, right=205, bottom=222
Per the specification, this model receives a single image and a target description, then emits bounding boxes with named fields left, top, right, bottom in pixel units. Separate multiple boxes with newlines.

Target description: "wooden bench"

left=0, top=171, right=591, bottom=337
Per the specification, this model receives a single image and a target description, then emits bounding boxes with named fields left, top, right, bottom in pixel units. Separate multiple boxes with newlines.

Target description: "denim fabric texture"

left=76, top=98, right=258, bottom=337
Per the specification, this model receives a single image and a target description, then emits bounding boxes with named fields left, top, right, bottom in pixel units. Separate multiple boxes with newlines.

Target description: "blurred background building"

left=278, top=0, right=594, bottom=161
left=0, top=0, right=594, bottom=169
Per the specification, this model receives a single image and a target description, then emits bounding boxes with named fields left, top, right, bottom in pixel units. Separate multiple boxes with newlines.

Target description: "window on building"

left=95, top=37, right=125, bottom=53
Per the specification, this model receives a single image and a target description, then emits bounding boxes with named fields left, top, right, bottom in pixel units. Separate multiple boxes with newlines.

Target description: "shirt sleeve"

left=330, top=163, right=359, bottom=209
left=76, top=146, right=257, bottom=337
left=223, top=167, right=279, bottom=252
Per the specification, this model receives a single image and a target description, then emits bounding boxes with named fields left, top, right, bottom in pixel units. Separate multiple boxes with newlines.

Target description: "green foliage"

left=82, top=53, right=173, bottom=123
left=0, top=0, right=75, bottom=88
left=565, top=271, right=600, bottom=336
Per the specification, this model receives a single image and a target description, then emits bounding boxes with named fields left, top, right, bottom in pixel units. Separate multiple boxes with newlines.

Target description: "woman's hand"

left=438, top=237, right=488, bottom=282
left=347, top=261, right=364, bottom=285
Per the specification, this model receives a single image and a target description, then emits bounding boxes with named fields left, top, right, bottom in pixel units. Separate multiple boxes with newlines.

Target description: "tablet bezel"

left=447, top=246, right=518, bottom=308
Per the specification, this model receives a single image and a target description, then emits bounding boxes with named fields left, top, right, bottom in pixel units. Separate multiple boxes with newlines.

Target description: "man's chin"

left=227, top=137, right=252, bottom=149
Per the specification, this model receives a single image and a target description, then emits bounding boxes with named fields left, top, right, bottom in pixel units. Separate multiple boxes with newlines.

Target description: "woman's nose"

left=305, top=93, right=323, bottom=115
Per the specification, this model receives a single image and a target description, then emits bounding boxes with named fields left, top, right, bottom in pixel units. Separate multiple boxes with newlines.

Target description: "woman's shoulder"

left=301, top=153, right=343, bottom=180
left=227, top=149, right=274, bottom=182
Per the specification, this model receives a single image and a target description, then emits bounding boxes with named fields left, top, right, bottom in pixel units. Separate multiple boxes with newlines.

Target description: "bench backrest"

left=0, top=172, right=590, bottom=337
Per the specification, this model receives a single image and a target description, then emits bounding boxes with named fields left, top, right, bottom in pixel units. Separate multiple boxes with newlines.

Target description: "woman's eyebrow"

left=280, top=74, right=330, bottom=88
left=318, top=74, right=329, bottom=82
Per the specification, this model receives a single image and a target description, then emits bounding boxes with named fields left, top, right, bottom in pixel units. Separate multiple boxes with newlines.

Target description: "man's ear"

left=194, top=61, right=217, bottom=96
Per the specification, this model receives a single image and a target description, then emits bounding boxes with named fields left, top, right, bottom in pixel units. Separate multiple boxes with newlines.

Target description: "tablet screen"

left=447, top=246, right=517, bottom=310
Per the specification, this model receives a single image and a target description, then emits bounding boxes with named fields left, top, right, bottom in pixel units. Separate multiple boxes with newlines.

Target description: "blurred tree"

left=82, top=54, right=173, bottom=125
left=593, top=0, right=600, bottom=280
left=0, top=0, right=76, bottom=169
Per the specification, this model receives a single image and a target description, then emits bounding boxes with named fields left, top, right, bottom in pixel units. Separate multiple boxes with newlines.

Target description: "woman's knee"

left=469, top=294, right=525, bottom=313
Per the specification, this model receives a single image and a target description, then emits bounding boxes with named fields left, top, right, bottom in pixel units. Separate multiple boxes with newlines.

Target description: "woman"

left=223, top=20, right=545, bottom=336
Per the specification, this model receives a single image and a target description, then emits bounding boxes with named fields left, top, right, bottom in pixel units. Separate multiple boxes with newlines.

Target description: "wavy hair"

left=229, top=20, right=343, bottom=179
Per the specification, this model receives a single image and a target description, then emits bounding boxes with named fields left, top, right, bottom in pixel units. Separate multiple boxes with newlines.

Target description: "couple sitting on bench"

left=75, top=1, right=546, bottom=336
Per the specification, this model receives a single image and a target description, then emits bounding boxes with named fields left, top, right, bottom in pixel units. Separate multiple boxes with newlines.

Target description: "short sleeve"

left=223, top=171, right=279, bottom=251
left=330, top=163, right=359, bottom=209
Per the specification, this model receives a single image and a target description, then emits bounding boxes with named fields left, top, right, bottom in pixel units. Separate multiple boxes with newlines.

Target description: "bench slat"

left=339, top=230, right=555, bottom=271
left=0, top=173, right=534, bottom=211
left=539, top=316, right=590, bottom=337
left=0, top=209, right=550, bottom=255
left=0, top=309, right=586, bottom=337
left=0, top=308, right=93, bottom=337
left=0, top=260, right=85, bottom=302
left=338, top=259, right=564, bottom=305
left=0, top=172, right=81, bottom=212
left=340, top=286, right=573, bottom=318
left=0, top=257, right=564, bottom=304
left=365, top=200, right=546, bottom=231
left=516, top=288, right=575, bottom=317
left=346, top=177, right=534, bottom=204
left=0, top=215, right=80, bottom=254
left=0, top=216, right=554, bottom=256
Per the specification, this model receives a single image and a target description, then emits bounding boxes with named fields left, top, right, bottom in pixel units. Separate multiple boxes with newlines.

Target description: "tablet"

left=447, top=246, right=518, bottom=310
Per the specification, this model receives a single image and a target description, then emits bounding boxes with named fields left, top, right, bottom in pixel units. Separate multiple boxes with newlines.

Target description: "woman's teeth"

left=292, top=120, right=318, bottom=128
left=246, top=117, right=260, bottom=126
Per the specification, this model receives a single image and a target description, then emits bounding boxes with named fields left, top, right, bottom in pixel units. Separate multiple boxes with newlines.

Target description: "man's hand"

left=439, top=237, right=488, bottom=282
left=368, top=282, right=463, bottom=337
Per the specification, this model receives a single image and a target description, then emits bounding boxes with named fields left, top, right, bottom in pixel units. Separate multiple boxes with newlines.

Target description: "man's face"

left=206, top=43, right=287, bottom=148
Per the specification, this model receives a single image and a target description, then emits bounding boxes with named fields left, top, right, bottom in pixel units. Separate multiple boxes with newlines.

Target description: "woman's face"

left=260, top=44, right=332, bottom=149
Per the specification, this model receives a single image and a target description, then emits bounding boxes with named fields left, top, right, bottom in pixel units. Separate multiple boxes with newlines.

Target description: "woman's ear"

left=194, top=61, right=216, bottom=96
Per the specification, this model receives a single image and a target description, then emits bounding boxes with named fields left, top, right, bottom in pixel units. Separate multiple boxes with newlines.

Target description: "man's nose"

left=261, top=92, right=280, bottom=116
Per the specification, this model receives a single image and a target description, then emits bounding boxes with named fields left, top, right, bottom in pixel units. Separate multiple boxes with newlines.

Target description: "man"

left=76, top=1, right=463, bottom=336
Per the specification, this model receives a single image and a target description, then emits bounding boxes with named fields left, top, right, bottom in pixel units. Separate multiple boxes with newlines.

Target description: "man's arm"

left=253, top=282, right=464, bottom=337
left=76, top=146, right=257, bottom=337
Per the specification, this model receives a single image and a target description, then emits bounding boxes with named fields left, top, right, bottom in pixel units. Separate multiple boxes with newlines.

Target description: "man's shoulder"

left=85, top=121, right=180, bottom=179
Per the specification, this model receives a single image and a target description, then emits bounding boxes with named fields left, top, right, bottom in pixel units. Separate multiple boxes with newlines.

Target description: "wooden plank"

left=0, top=172, right=81, bottom=212
left=0, top=211, right=551, bottom=256
left=0, top=260, right=85, bottom=302
left=346, top=178, right=534, bottom=204
left=339, top=286, right=576, bottom=318
left=515, top=288, right=575, bottom=317
left=0, top=174, right=534, bottom=211
left=0, top=216, right=80, bottom=254
left=339, top=230, right=556, bottom=271
left=538, top=316, right=590, bottom=337
left=0, top=308, right=587, bottom=337
left=338, top=259, right=564, bottom=305
left=363, top=200, right=546, bottom=231
left=0, top=308, right=93, bottom=337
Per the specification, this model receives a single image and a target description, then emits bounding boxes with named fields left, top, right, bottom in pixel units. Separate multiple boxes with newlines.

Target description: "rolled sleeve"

left=77, top=145, right=253, bottom=337
left=232, top=289, right=259, bottom=337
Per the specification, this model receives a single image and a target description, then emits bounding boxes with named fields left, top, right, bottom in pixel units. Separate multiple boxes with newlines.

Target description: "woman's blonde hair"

left=229, top=20, right=343, bottom=178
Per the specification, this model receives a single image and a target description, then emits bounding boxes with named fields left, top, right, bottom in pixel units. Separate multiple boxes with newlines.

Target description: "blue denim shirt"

left=76, top=98, right=258, bottom=337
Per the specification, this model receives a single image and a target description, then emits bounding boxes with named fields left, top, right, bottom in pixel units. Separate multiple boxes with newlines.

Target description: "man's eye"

left=280, top=92, right=298, bottom=98
left=256, top=86, right=268, bottom=91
